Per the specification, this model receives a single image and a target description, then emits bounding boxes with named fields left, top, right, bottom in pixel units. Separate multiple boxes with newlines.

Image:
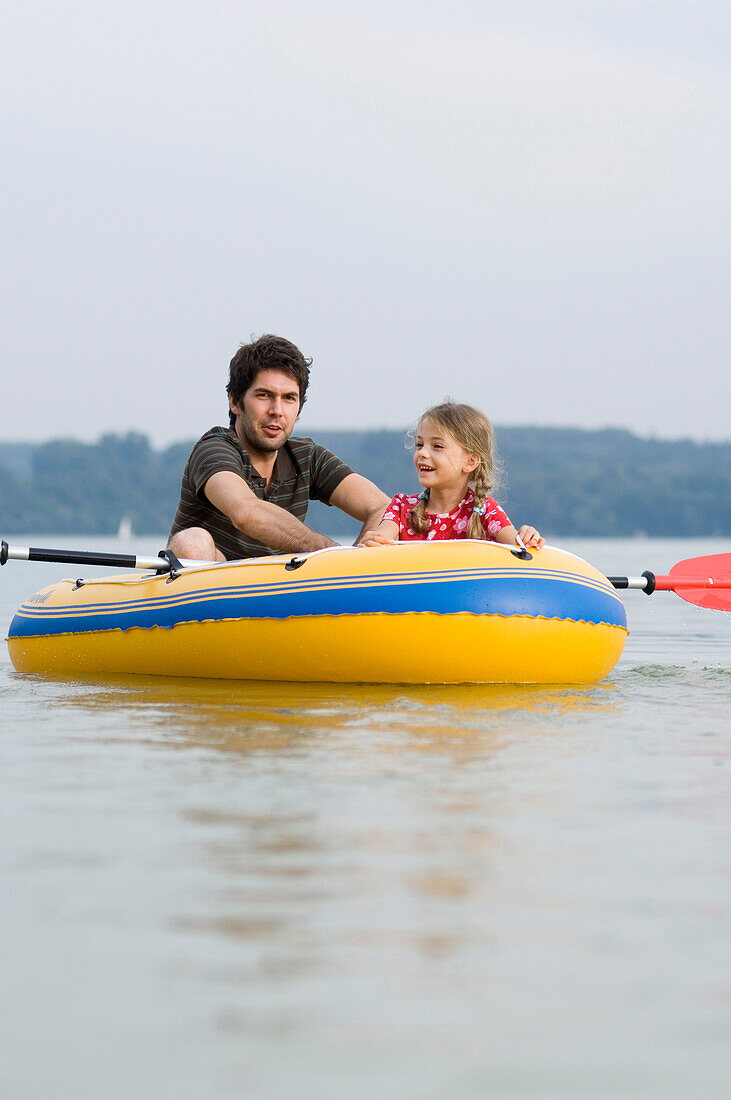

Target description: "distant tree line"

left=0, top=434, right=190, bottom=536
left=0, top=428, right=729, bottom=538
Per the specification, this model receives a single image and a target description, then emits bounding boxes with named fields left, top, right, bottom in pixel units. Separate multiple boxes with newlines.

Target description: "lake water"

left=1, top=536, right=729, bottom=1099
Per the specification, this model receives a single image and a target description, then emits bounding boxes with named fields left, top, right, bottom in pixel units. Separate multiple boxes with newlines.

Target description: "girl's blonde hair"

left=409, top=401, right=501, bottom=539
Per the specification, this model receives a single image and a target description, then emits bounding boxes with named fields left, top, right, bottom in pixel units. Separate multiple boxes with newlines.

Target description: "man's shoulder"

left=189, top=427, right=245, bottom=459
left=195, top=426, right=238, bottom=448
left=185, top=428, right=250, bottom=478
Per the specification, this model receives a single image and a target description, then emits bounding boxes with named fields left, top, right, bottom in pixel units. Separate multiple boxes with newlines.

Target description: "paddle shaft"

left=1, top=540, right=170, bottom=573
left=3, top=541, right=729, bottom=607
left=609, top=572, right=731, bottom=593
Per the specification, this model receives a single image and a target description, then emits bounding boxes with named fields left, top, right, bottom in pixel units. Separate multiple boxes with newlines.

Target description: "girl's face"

left=413, top=418, right=479, bottom=494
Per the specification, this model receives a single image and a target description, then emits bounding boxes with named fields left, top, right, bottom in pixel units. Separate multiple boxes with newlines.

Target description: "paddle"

left=608, top=553, right=731, bottom=613
left=2, top=540, right=729, bottom=611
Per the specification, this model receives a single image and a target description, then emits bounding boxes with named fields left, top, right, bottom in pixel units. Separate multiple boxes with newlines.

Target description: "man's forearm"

left=234, top=499, right=338, bottom=553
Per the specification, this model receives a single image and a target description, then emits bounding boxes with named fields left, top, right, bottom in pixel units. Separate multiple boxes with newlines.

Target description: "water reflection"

left=11, top=674, right=621, bottom=976
left=37, top=672, right=618, bottom=753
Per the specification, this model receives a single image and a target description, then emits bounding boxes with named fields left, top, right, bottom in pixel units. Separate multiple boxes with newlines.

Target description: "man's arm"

left=204, top=471, right=338, bottom=553
left=329, top=474, right=390, bottom=544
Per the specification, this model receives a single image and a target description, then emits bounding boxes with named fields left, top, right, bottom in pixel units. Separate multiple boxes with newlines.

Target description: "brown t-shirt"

left=169, top=427, right=354, bottom=559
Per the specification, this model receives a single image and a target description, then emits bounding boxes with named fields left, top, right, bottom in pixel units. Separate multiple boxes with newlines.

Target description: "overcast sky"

left=2, top=0, right=729, bottom=446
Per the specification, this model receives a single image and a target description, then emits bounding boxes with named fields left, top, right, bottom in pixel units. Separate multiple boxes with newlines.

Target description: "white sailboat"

left=117, top=516, right=133, bottom=541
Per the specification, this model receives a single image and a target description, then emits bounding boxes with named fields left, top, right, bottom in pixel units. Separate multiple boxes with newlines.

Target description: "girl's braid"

left=468, top=461, right=492, bottom=539
left=409, top=490, right=431, bottom=536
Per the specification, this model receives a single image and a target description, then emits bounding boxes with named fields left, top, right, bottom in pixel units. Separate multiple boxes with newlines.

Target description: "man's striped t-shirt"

left=169, top=426, right=354, bottom=560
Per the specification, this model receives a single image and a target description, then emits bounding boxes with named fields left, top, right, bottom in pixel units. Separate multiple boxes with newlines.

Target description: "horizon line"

left=1, top=424, right=730, bottom=449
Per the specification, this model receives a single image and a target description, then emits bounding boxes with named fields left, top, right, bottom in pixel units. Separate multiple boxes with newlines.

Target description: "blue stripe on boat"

left=8, top=572, right=627, bottom=637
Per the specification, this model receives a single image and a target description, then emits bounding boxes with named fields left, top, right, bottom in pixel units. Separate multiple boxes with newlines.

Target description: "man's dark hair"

left=227, top=335, right=312, bottom=428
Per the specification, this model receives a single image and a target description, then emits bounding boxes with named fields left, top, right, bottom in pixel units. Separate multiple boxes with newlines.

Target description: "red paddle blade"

left=656, top=553, right=731, bottom=612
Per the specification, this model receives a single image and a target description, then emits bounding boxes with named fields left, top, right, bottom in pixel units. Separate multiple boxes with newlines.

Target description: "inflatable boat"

left=7, top=541, right=628, bottom=684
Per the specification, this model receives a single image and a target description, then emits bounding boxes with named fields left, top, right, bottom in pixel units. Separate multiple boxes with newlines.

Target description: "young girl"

left=360, top=402, right=544, bottom=550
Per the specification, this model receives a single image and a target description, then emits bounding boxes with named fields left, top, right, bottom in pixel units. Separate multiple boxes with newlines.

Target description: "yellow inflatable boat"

left=5, top=539, right=628, bottom=682
left=7, top=541, right=628, bottom=684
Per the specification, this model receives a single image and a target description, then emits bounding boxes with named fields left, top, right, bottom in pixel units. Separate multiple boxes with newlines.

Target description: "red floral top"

left=382, top=488, right=512, bottom=542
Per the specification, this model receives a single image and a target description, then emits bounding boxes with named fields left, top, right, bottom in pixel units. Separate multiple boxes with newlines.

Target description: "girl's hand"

left=358, top=530, right=398, bottom=548
left=357, top=518, right=399, bottom=547
left=517, top=525, right=545, bottom=550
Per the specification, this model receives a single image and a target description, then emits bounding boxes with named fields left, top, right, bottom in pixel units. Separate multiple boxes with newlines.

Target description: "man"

left=168, top=335, right=388, bottom=561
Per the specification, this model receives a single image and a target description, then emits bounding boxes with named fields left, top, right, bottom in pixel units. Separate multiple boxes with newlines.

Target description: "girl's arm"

left=495, top=524, right=545, bottom=550
left=358, top=519, right=400, bottom=547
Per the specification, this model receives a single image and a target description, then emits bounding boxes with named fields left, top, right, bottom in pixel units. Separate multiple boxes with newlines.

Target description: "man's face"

left=230, top=369, right=301, bottom=456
